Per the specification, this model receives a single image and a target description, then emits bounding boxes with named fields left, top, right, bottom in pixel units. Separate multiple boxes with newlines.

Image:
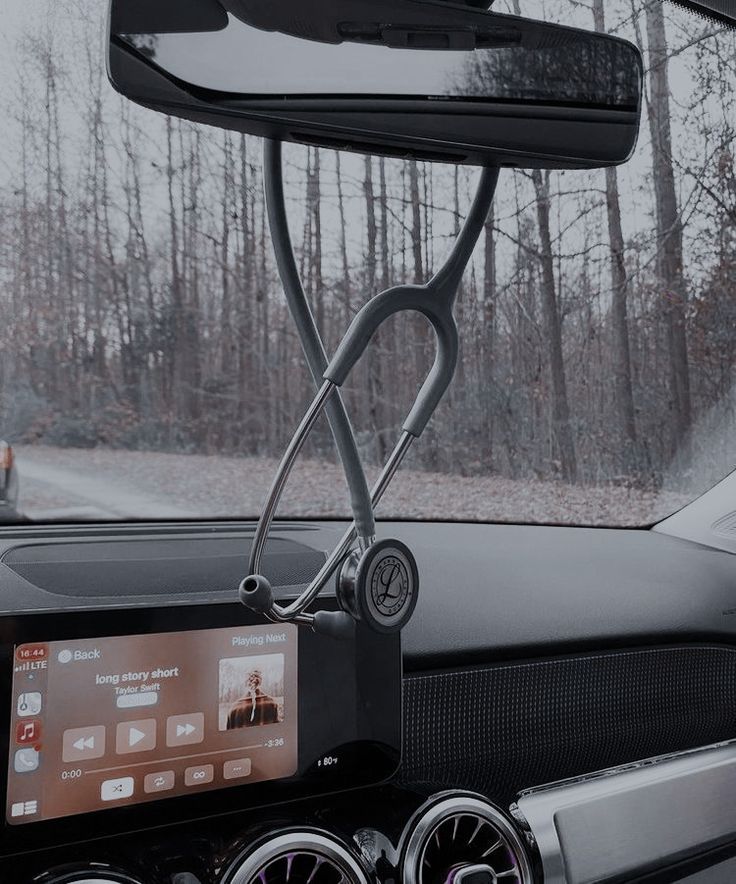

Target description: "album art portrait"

left=218, top=653, right=286, bottom=730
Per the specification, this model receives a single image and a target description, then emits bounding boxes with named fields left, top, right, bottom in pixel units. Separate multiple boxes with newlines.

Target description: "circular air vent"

left=38, top=870, right=142, bottom=884
left=222, top=830, right=369, bottom=884
left=44, top=879, right=138, bottom=884
left=402, top=793, right=534, bottom=884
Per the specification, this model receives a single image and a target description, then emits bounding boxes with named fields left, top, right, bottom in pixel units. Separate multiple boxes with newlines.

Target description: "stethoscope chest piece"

left=337, top=539, right=419, bottom=634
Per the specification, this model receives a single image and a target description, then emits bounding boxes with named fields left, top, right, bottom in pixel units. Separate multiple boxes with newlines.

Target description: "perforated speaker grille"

left=401, top=645, right=736, bottom=800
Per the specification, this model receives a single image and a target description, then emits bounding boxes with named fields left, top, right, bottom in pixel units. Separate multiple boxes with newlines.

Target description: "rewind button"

left=62, top=726, right=106, bottom=762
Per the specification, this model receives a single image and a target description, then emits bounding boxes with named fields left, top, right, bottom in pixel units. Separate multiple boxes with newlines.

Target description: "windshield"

left=0, top=0, right=734, bottom=526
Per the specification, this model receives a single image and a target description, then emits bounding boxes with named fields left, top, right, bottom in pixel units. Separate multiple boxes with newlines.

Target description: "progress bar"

left=85, top=743, right=263, bottom=775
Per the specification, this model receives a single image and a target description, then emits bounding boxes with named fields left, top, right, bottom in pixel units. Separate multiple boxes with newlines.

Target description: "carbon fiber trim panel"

left=401, top=646, right=736, bottom=800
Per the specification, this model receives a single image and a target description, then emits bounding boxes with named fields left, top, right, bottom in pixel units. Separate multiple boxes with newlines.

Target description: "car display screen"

left=5, top=624, right=298, bottom=824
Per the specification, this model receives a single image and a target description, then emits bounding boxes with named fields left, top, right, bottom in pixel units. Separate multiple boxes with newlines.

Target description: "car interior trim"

left=515, top=740, right=736, bottom=884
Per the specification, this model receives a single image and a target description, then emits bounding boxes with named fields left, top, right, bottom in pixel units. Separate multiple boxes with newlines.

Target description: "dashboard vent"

left=713, top=511, right=736, bottom=538
left=2, top=536, right=325, bottom=597
left=402, top=794, right=534, bottom=884
left=39, top=869, right=143, bottom=884
left=223, top=831, right=369, bottom=884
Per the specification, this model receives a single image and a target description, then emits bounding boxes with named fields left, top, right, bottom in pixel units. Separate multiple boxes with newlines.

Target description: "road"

left=6, top=445, right=689, bottom=527
left=16, top=449, right=198, bottom=521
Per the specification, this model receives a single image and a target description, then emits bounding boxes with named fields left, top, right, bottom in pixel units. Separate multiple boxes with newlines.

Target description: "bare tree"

left=592, top=0, right=638, bottom=470
left=645, top=0, right=692, bottom=453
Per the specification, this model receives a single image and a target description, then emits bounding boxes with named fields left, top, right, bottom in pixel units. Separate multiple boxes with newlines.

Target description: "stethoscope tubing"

left=243, top=146, right=500, bottom=627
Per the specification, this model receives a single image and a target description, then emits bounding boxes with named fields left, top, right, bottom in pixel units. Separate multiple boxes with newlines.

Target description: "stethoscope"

left=239, top=140, right=500, bottom=638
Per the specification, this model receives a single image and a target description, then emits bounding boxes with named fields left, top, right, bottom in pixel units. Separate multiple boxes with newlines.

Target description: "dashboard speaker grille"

left=401, top=645, right=736, bottom=801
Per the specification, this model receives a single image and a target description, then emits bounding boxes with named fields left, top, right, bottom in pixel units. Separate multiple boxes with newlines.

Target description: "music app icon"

left=16, top=720, right=41, bottom=745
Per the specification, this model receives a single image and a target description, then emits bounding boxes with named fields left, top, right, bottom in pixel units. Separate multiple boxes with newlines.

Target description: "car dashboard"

left=1, top=519, right=736, bottom=884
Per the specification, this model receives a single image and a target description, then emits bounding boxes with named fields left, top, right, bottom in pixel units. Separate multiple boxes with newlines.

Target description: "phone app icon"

left=15, top=720, right=41, bottom=745
left=16, top=692, right=42, bottom=717
left=14, top=747, right=40, bottom=774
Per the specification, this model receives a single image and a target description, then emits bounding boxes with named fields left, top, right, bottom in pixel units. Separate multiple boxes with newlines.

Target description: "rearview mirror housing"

left=107, top=0, right=643, bottom=169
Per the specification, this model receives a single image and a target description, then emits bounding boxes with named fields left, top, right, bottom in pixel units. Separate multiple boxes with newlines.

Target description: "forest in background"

left=0, top=0, right=735, bottom=510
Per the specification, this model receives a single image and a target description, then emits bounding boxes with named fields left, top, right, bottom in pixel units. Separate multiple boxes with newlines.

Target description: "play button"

left=116, top=719, right=156, bottom=754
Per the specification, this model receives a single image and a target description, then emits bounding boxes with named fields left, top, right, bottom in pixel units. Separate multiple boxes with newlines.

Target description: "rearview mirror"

left=107, top=0, right=642, bottom=168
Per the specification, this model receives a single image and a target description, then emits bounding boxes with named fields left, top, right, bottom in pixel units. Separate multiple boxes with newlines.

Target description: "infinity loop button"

left=184, top=764, right=214, bottom=787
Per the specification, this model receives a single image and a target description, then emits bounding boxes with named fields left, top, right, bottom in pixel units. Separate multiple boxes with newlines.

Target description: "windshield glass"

left=0, top=0, right=734, bottom=526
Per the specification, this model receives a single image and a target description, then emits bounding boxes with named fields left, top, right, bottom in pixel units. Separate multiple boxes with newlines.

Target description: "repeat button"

left=144, top=770, right=175, bottom=794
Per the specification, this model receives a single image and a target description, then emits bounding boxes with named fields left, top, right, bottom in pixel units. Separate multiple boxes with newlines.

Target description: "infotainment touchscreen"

left=6, top=624, right=298, bottom=825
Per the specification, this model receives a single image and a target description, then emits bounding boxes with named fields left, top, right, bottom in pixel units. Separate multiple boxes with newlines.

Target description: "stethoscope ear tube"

left=240, top=145, right=500, bottom=635
left=263, top=139, right=375, bottom=544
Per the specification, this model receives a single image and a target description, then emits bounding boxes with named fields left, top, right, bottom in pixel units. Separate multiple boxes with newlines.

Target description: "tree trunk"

left=408, top=160, right=423, bottom=282
left=532, top=169, right=578, bottom=481
left=481, top=203, right=496, bottom=469
left=645, top=0, right=691, bottom=453
left=363, top=155, right=387, bottom=459
left=335, top=151, right=352, bottom=327
left=592, top=0, right=638, bottom=470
